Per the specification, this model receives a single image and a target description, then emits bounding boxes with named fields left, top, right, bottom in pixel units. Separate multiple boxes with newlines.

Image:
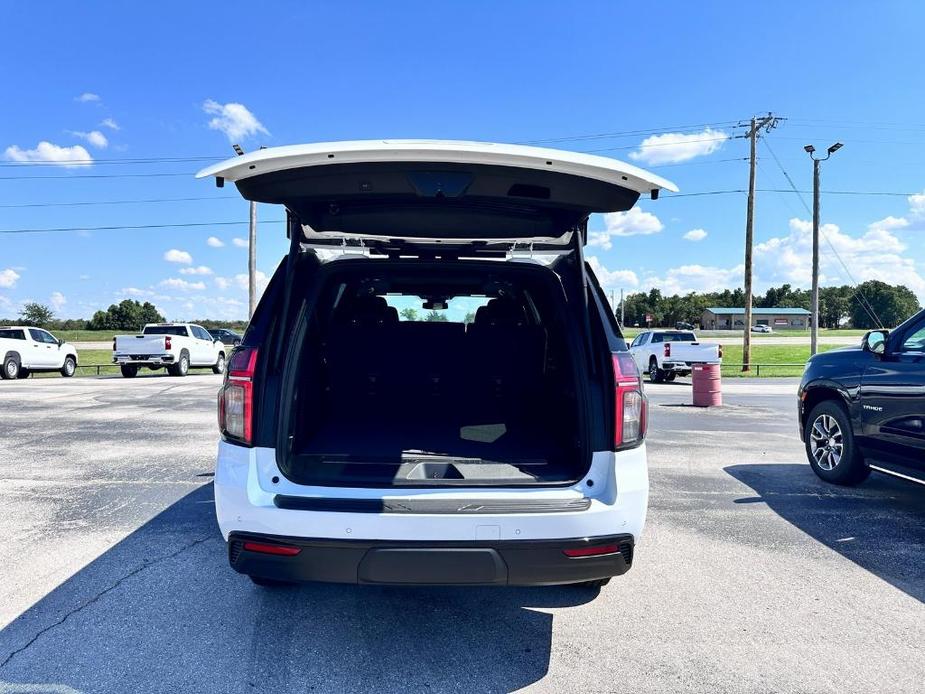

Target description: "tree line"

left=3, top=300, right=248, bottom=332
left=619, top=280, right=921, bottom=329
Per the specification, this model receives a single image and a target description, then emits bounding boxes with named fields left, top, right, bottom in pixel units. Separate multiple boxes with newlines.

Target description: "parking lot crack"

left=0, top=535, right=213, bottom=671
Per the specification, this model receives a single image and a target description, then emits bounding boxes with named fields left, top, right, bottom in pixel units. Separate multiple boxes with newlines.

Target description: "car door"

left=192, top=325, right=216, bottom=365
left=859, top=314, right=925, bottom=478
left=629, top=332, right=649, bottom=369
left=27, top=329, right=56, bottom=367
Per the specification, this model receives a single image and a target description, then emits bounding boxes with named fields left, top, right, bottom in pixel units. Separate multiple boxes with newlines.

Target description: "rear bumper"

left=113, top=354, right=175, bottom=364
left=661, top=361, right=691, bottom=372
left=229, top=532, right=634, bottom=586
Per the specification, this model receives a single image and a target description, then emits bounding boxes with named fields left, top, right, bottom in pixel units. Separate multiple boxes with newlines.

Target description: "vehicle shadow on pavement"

left=0, top=484, right=596, bottom=694
left=726, top=463, right=925, bottom=603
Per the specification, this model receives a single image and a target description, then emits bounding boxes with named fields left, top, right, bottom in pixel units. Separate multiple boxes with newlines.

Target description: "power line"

left=0, top=219, right=285, bottom=235
left=0, top=195, right=239, bottom=209
left=0, top=156, right=223, bottom=168
left=518, top=120, right=742, bottom=145
left=0, top=171, right=194, bottom=180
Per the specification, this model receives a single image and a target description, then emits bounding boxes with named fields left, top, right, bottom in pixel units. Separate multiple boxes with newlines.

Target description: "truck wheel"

left=2, top=355, right=20, bottom=380
left=804, top=401, right=870, bottom=486
left=61, top=356, right=76, bottom=377
left=212, top=352, right=226, bottom=375
left=648, top=358, right=664, bottom=383
left=169, top=352, right=189, bottom=377
left=120, top=364, right=139, bottom=378
left=665, top=372, right=677, bottom=382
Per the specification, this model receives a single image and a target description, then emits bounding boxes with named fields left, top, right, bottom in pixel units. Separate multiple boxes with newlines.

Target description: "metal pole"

left=811, top=158, right=821, bottom=356
left=620, top=288, right=624, bottom=326
left=248, top=200, right=257, bottom=319
left=742, top=117, right=757, bottom=372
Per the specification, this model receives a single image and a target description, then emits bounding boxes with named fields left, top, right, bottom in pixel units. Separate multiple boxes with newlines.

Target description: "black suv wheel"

left=804, top=400, right=870, bottom=486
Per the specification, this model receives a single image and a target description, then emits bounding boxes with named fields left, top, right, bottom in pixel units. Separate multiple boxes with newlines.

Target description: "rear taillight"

left=664, top=342, right=671, bottom=358
left=613, top=353, right=647, bottom=449
left=218, top=347, right=258, bottom=445
left=165, top=335, right=172, bottom=350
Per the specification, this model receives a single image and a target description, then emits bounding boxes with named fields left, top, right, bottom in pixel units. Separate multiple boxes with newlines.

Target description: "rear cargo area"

left=283, top=259, right=589, bottom=487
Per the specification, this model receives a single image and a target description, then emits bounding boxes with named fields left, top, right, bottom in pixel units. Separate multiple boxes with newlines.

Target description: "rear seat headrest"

left=337, top=294, right=396, bottom=326
left=476, top=298, right=526, bottom=327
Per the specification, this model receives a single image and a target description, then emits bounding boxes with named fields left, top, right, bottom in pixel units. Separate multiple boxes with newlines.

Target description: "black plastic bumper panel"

left=228, top=532, right=634, bottom=586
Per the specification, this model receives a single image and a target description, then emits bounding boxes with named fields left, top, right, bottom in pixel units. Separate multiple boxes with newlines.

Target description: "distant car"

left=674, top=321, right=695, bottom=330
left=208, top=328, right=243, bottom=346
left=751, top=325, right=772, bottom=333
left=0, top=326, right=78, bottom=379
left=798, top=309, right=925, bottom=487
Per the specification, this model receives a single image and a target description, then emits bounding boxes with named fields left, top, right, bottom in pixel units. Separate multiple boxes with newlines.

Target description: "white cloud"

left=121, top=287, right=147, bottom=297
left=683, top=228, right=708, bottom=242
left=50, top=291, right=66, bottom=311
left=629, top=127, right=728, bottom=166
left=640, top=264, right=744, bottom=296
left=756, top=217, right=925, bottom=299
left=163, top=249, right=193, bottom=264
left=207, top=236, right=225, bottom=248
left=179, top=265, right=213, bottom=275
left=100, top=118, right=120, bottom=130
left=867, top=189, right=925, bottom=234
left=588, top=207, right=664, bottom=250
left=4, top=141, right=93, bottom=168
left=214, top=277, right=231, bottom=290
left=159, top=278, right=206, bottom=292
left=202, top=99, right=269, bottom=142
left=232, top=237, right=249, bottom=248
left=587, top=256, right=639, bottom=289
left=69, top=130, right=108, bottom=149
left=79, top=274, right=91, bottom=281
left=0, top=268, right=21, bottom=288
left=75, top=92, right=100, bottom=103
left=234, top=271, right=269, bottom=294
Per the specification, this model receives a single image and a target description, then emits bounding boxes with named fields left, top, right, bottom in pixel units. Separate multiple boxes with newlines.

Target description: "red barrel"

left=692, top=363, right=722, bottom=407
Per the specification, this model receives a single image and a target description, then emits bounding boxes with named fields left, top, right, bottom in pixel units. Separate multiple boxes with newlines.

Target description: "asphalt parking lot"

left=0, top=374, right=923, bottom=693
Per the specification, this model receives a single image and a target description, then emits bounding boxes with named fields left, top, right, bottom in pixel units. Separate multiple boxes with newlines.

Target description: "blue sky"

left=2, top=1, right=924, bottom=320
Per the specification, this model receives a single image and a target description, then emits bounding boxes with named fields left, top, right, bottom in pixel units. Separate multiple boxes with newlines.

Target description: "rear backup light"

left=242, top=541, right=301, bottom=556
left=563, top=544, right=619, bottom=558
left=664, top=342, right=671, bottom=358
left=218, top=347, right=258, bottom=445
left=165, top=336, right=172, bottom=350
left=612, top=353, right=647, bottom=449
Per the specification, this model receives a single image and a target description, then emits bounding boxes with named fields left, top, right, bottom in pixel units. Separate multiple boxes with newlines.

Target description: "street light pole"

left=804, top=142, right=843, bottom=356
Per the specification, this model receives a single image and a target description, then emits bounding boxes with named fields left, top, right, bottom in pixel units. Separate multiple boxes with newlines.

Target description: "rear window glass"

left=0, top=329, right=25, bottom=340
left=143, top=326, right=188, bottom=336
left=651, top=332, right=696, bottom=343
left=383, top=295, right=491, bottom=323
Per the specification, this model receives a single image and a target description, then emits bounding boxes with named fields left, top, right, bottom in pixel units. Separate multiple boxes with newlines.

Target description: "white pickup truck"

left=1, top=326, right=79, bottom=379
left=629, top=329, right=722, bottom=383
left=113, top=323, right=226, bottom=378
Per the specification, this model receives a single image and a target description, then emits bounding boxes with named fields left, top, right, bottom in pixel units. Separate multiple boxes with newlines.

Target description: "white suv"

left=199, top=140, right=675, bottom=588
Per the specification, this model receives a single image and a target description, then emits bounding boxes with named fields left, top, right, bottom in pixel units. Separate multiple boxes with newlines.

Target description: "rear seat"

left=324, top=296, right=397, bottom=401
left=466, top=298, right=546, bottom=403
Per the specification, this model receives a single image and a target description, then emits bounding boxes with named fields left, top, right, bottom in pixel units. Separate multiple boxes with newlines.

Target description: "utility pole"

left=804, top=142, right=843, bottom=355
left=620, top=288, right=624, bottom=326
left=233, top=143, right=258, bottom=320
left=740, top=113, right=785, bottom=371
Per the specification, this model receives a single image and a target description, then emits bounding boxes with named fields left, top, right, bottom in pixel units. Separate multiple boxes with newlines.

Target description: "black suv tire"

left=804, top=400, right=870, bottom=486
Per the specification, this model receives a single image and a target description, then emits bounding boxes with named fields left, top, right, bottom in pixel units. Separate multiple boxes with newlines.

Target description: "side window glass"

left=651, top=333, right=663, bottom=344
left=630, top=335, right=641, bottom=348
left=901, top=324, right=925, bottom=353
left=28, top=329, right=44, bottom=342
left=41, top=331, right=57, bottom=344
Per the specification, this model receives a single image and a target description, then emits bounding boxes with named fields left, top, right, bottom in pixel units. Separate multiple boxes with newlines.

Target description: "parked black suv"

left=208, top=328, right=243, bottom=346
left=798, top=309, right=925, bottom=486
